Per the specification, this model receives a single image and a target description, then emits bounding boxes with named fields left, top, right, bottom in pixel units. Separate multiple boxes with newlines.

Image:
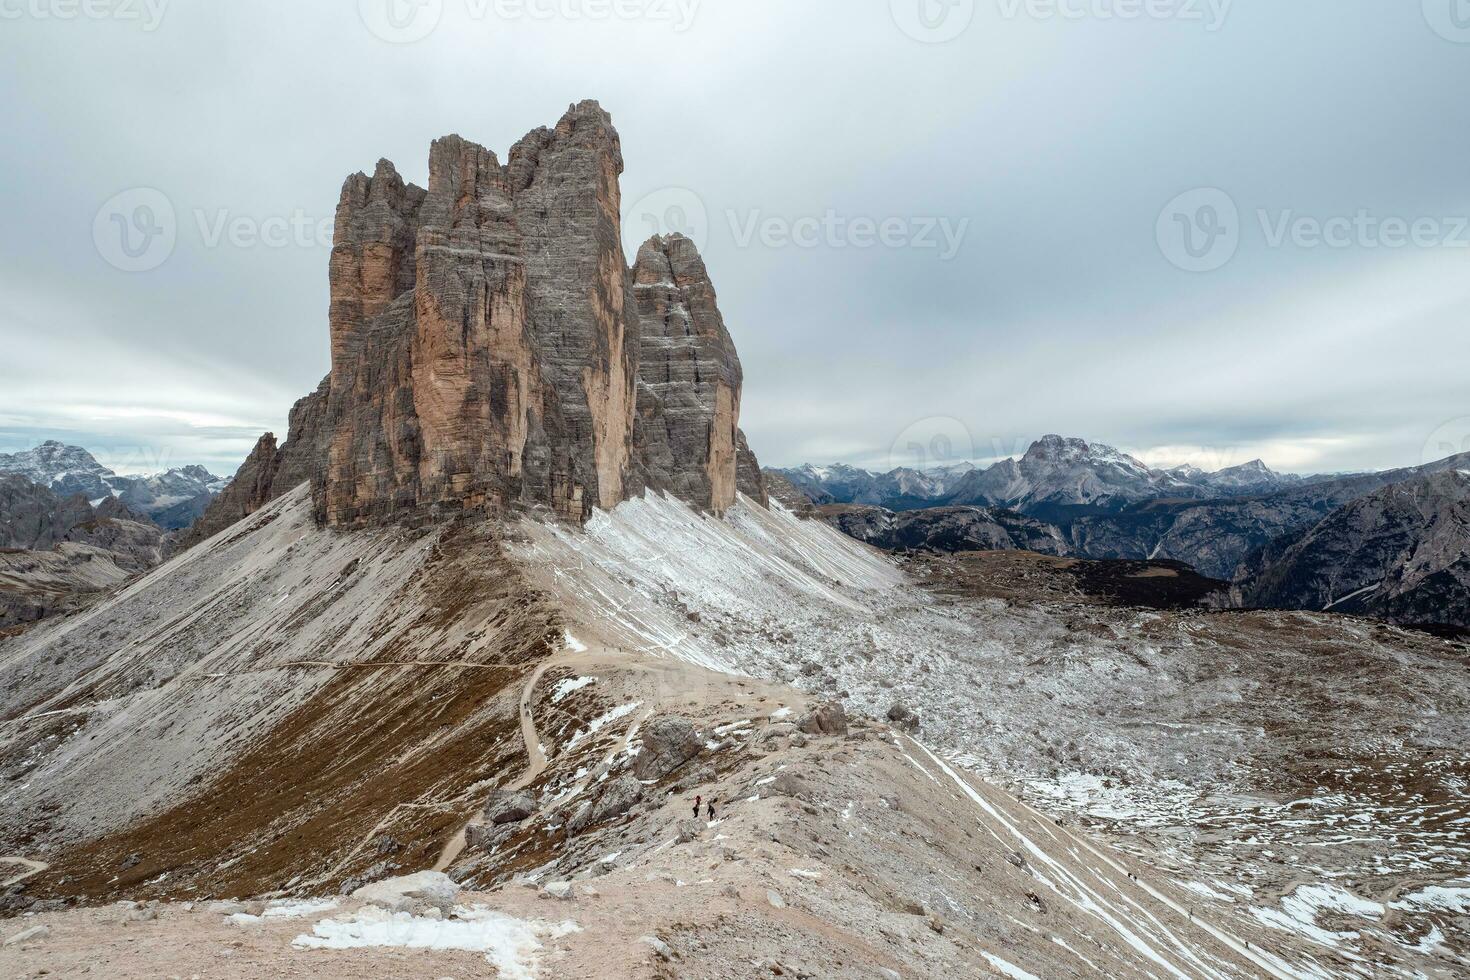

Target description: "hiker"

left=707, top=798, right=717, bottom=821
left=693, top=794, right=701, bottom=819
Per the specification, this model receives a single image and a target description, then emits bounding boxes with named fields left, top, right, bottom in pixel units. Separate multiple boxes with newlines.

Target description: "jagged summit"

left=773, top=434, right=1308, bottom=518
left=191, top=103, right=766, bottom=541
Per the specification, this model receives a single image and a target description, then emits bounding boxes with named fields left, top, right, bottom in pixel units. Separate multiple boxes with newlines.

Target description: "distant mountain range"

left=0, top=473, right=165, bottom=627
left=1237, top=469, right=1470, bottom=629
left=773, top=435, right=1470, bottom=631
left=0, top=441, right=229, bottom=530
left=774, top=435, right=1304, bottom=517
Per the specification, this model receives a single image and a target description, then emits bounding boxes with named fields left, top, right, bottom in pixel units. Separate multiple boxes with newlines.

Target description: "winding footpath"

left=432, top=655, right=556, bottom=872
left=0, top=856, right=48, bottom=888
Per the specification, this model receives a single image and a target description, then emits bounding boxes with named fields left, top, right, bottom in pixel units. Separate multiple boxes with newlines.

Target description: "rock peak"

left=308, top=104, right=761, bottom=526
left=190, top=102, right=767, bottom=540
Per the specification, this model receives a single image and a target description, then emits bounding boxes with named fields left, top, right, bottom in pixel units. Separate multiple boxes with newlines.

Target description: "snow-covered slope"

left=510, top=492, right=1470, bottom=971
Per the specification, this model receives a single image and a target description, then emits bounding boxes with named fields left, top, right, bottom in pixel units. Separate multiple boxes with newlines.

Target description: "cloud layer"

left=2, top=0, right=1467, bottom=477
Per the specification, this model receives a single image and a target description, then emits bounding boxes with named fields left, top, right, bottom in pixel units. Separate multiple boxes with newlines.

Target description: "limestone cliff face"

left=735, top=429, right=769, bottom=508
left=631, top=234, right=746, bottom=514
left=322, top=101, right=638, bottom=526
left=193, top=100, right=765, bottom=541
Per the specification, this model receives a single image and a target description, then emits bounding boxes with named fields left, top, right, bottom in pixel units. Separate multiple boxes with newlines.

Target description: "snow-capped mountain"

left=772, top=435, right=1303, bottom=517
left=779, top=461, right=977, bottom=508
left=0, top=440, right=116, bottom=500
left=0, top=441, right=230, bottom=530
left=945, top=434, right=1174, bottom=516
left=1197, top=459, right=1301, bottom=496
left=113, top=464, right=233, bottom=530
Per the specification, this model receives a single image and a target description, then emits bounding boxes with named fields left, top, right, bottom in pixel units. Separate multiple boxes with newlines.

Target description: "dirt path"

left=0, top=856, right=48, bottom=888
left=432, top=655, right=556, bottom=872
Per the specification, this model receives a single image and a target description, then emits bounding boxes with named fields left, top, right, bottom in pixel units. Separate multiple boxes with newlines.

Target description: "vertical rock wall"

left=191, top=100, right=766, bottom=541
left=630, top=234, right=745, bottom=514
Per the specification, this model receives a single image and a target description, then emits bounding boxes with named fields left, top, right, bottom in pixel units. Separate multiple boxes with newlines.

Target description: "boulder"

left=797, top=701, right=848, bottom=737
left=568, top=775, right=642, bottom=832
left=632, top=715, right=705, bottom=781
left=4, top=924, right=49, bottom=946
left=540, top=881, right=573, bottom=901
left=675, top=818, right=704, bottom=844
left=887, top=702, right=921, bottom=732
left=465, top=823, right=514, bottom=852
left=484, top=789, right=537, bottom=825
left=351, top=870, right=459, bottom=915
left=766, top=771, right=814, bottom=801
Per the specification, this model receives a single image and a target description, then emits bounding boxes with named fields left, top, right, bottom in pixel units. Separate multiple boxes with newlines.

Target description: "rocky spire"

left=631, top=233, right=746, bottom=514
left=319, top=101, right=639, bottom=526
left=190, top=101, right=766, bottom=539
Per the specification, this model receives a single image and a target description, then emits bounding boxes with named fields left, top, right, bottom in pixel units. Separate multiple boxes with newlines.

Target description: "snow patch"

left=229, top=899, right=337, bottom=924
left=293, top=905, right=578, bottom=979
left=1251, top=884, right=1383, bottom=948
left=551, top=676, right=597, bottom=704
left=1390, top=884, right=1470, bottom=914
left=564, top=702, right=642, bottom=752
left=980, top=951, right=1042, bottom=980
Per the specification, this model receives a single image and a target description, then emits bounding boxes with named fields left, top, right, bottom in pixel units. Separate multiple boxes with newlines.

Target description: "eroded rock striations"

left=191, top=101, right=764, bottom=542
left=631, top=234, right=743, bottom=513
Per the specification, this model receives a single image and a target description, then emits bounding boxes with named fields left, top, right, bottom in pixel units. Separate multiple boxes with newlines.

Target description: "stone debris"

left=483, top=789, right=537, bottom=826
left=797, top=701, right=848, bottom=737
left=632, top=715, right=705, bottom=781
left=350, top=871, right=459, bottom=916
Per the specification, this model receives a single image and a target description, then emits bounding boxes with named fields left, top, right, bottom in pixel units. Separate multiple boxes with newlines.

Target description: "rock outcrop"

left=797, top=700, right=848, bottom=737
left=631, top=233, right=744, bottom=513
left=820, top=503, right=1070, bottom=556
left=0, top=475, right=165, bottom=627
left=631, top=715, right=704, bottom=781
left=190, top=101, right=765, bottom=542
left=322, top=101, right=638, bottom=526
left=0, top=476, right=94, bottom=551
left=483, top=789, right=537, bottom=825
left=735, top=430, right=769, bottom=506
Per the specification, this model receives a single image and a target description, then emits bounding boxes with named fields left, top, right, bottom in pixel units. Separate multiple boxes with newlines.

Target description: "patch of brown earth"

left=24, top=518, right=561, bottom=903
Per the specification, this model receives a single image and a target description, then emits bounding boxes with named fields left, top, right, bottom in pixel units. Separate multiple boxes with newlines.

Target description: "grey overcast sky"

left=2, top=0, right=1468, bottom=477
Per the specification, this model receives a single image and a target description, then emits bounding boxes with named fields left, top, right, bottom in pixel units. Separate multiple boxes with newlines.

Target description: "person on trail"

left=707, top=798, right=717, bottom=821
left=693, top=795, right=702, bottom=819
